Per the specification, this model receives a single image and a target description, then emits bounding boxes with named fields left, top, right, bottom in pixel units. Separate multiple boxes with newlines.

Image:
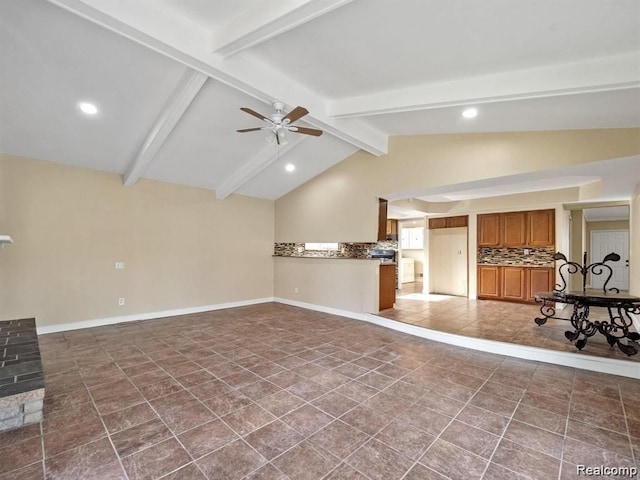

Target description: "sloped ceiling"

left=1, top=0, right=639, bottom=200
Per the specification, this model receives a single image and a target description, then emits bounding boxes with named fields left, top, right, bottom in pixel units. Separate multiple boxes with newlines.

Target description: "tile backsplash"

left=478, top=246, right=556, bottom=266
left=274, top=241, right=398, bottom=259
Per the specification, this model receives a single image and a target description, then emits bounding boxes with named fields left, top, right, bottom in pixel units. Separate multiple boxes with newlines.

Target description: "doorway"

left=429, top=227, right=468, bottom=296
left=590, top=229, right=630, bottom=291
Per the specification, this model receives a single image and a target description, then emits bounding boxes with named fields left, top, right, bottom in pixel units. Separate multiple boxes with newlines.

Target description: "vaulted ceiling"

left=1, top=0, right=639, bottom=200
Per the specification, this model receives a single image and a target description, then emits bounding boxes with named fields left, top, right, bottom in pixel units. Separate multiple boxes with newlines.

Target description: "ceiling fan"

left=237, top=102, right=323, bottom=145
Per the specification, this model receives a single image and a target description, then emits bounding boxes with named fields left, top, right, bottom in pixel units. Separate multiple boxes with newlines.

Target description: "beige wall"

left=630, top=183, right=640, bottom=296
left=275, top=129, right=640, bottom=242
left=0, top=155, right=275, bottom=328
left=273, top=257, right=378, bottom=313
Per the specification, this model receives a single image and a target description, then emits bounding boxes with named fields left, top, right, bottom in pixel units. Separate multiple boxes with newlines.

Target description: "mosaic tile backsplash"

left=274, top=241, right=398, bottom=259
left=478, top=246, right=556, bottom=266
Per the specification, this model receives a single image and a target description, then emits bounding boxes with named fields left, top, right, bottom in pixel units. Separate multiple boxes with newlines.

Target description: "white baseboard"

left=273, top=297, right=367, bottom=322
left=36, top=297, right=275, bottom=335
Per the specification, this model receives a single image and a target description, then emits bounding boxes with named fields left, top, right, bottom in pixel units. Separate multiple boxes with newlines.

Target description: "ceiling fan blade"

left=236, top=127, right=264, bottom=133
left=290, top=126, right=323, bottom=137
left=283, top=106, right=309, bottom=123
left=240, top=107, right=269, bottom=122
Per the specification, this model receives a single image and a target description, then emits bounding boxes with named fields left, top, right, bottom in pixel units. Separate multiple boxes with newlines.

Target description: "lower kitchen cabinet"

left=478, top=265, right=554, bottom=303
left=502, top=267, right=527, bottom=301
left=379, top=263, right=396, bottom=310
left=477, top=266, right=501, bottom=298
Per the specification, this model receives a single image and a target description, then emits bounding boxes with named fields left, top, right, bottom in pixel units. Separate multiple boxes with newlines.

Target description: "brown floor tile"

left=101, top=402, right=158, bottom=434
left=566, top=419, right=633, bottom=457
left=222, top=403, right=277, bottom=436
left=503, top=420, right=564, bottom=458
left=469, top=390, right=519, bottom=417
left=374, top=419, right=435, bottom=461
left=197, top=439, right=267, bottom=480
left=238, top=379, right=281, bottom=401
left=45, top=437, right=118, bottom=480
left=244, top=463, right=289, bottom=480
left=440, top=420, right=500, bottom=459
left=512, top=403, right=567, bottom=435
left=272, top=440, right=339, bottom=480
left=395, top=403, right=452, bottom=436
left=415, top=390, right=465, bottom=417
left=403, top=463, right=448, bottom=480
left=482, top=462, right=531, bottom=480
left=363, top=391, right=412, bottom=418
left=244, top=420, right=304, bottom=460
left=121, top=437, right=191, bottom=480
left=311, top=390, right=359, bottom=418
left=346, top=439, right=414, bottom=480
left=0, top=462, right=44, bottom=480
left=0, top=422, right=41, bottom=449
left=340, top=404, right=393, bottom=436
left=0, top=435, right=43, bottom=474
left=420, top=439, right=489, bottom=480
left=324, top=463, right=369, bottom=480
left=285, top=379, right=331, bottom=402
left=491, top=438, right=560, bottom=480
left=138, top=377, right=184, bottom=401
left=281, top=404, right=333, bottom=436
left=178, top=419, right=238, bottom=459
left=203, top=389, right=253, bottom=416
left=43, top=416, right=107, bottom=457
left=157, top=463, right=207, bottom=480
left=309, top=420, right=369, bottom=459
left=562, top=437, right=637, bottom=469
left=111, top=418, right=172, bottom=457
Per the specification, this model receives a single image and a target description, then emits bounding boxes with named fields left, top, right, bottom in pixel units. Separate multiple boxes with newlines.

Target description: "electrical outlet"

left=524, top=248, right=530, bottom=255
left=294, top=288, right=299, bottom=294
left=115, top=262, right=125, bottom=269
left=118, top=298, right=125, bottom=306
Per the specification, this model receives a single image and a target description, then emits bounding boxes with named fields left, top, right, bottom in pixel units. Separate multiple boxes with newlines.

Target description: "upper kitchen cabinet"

left=477, top=209, right=555, bottom=247
left=386, top=219, right=398, bottom=240
left=429, top=216, right=468, bottom=229
left=527, top=209, right=555, bottom=246
left=502, top=212, right=527, bottom=246
left=478, top=214, right=501, bottom=246
left=378, top=199, right=388, bottom=241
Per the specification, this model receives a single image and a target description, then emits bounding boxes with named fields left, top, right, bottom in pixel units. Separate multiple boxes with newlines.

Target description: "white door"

left=590, top=230, right=629, bottom=291
left=429, top=227, right=468, bottom=296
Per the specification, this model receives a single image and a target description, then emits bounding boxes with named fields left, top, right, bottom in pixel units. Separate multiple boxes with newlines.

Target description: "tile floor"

left=0, top=302, right=639, bottom=480
left=383, top=283, right=640, bottom=364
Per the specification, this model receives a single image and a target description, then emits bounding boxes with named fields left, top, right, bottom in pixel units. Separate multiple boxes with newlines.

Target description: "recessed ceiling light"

left=78, top=102, right=98, bottom=115
left=285, top=163, right=295, bottom=172
left=462, top=107, right=478, bottom=119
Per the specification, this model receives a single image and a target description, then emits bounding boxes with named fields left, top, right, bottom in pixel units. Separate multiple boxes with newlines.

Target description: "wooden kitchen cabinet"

left=477, top=265, right=501, bottom=298
left=527, top=209, right=555, bottom=246
left=446, top=216, right=468, bottom=228
left=429, top=217, right=447, bottom=229
left=386, top=219, right=398, bottom=240
left=477, top=209, right=555, bottom=247
left=527, top=267, right=555, bottom=301
left=478, top=214, right=501, bottom=246
left=378, top=198, right=388, bottom=241
left=478, top=265, right=555, bottom=303
left=502, top=212, right=527, bottom=247
left=501, top=267, right=527, bottom=301
left=379, top=263, right=396, bottom=310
